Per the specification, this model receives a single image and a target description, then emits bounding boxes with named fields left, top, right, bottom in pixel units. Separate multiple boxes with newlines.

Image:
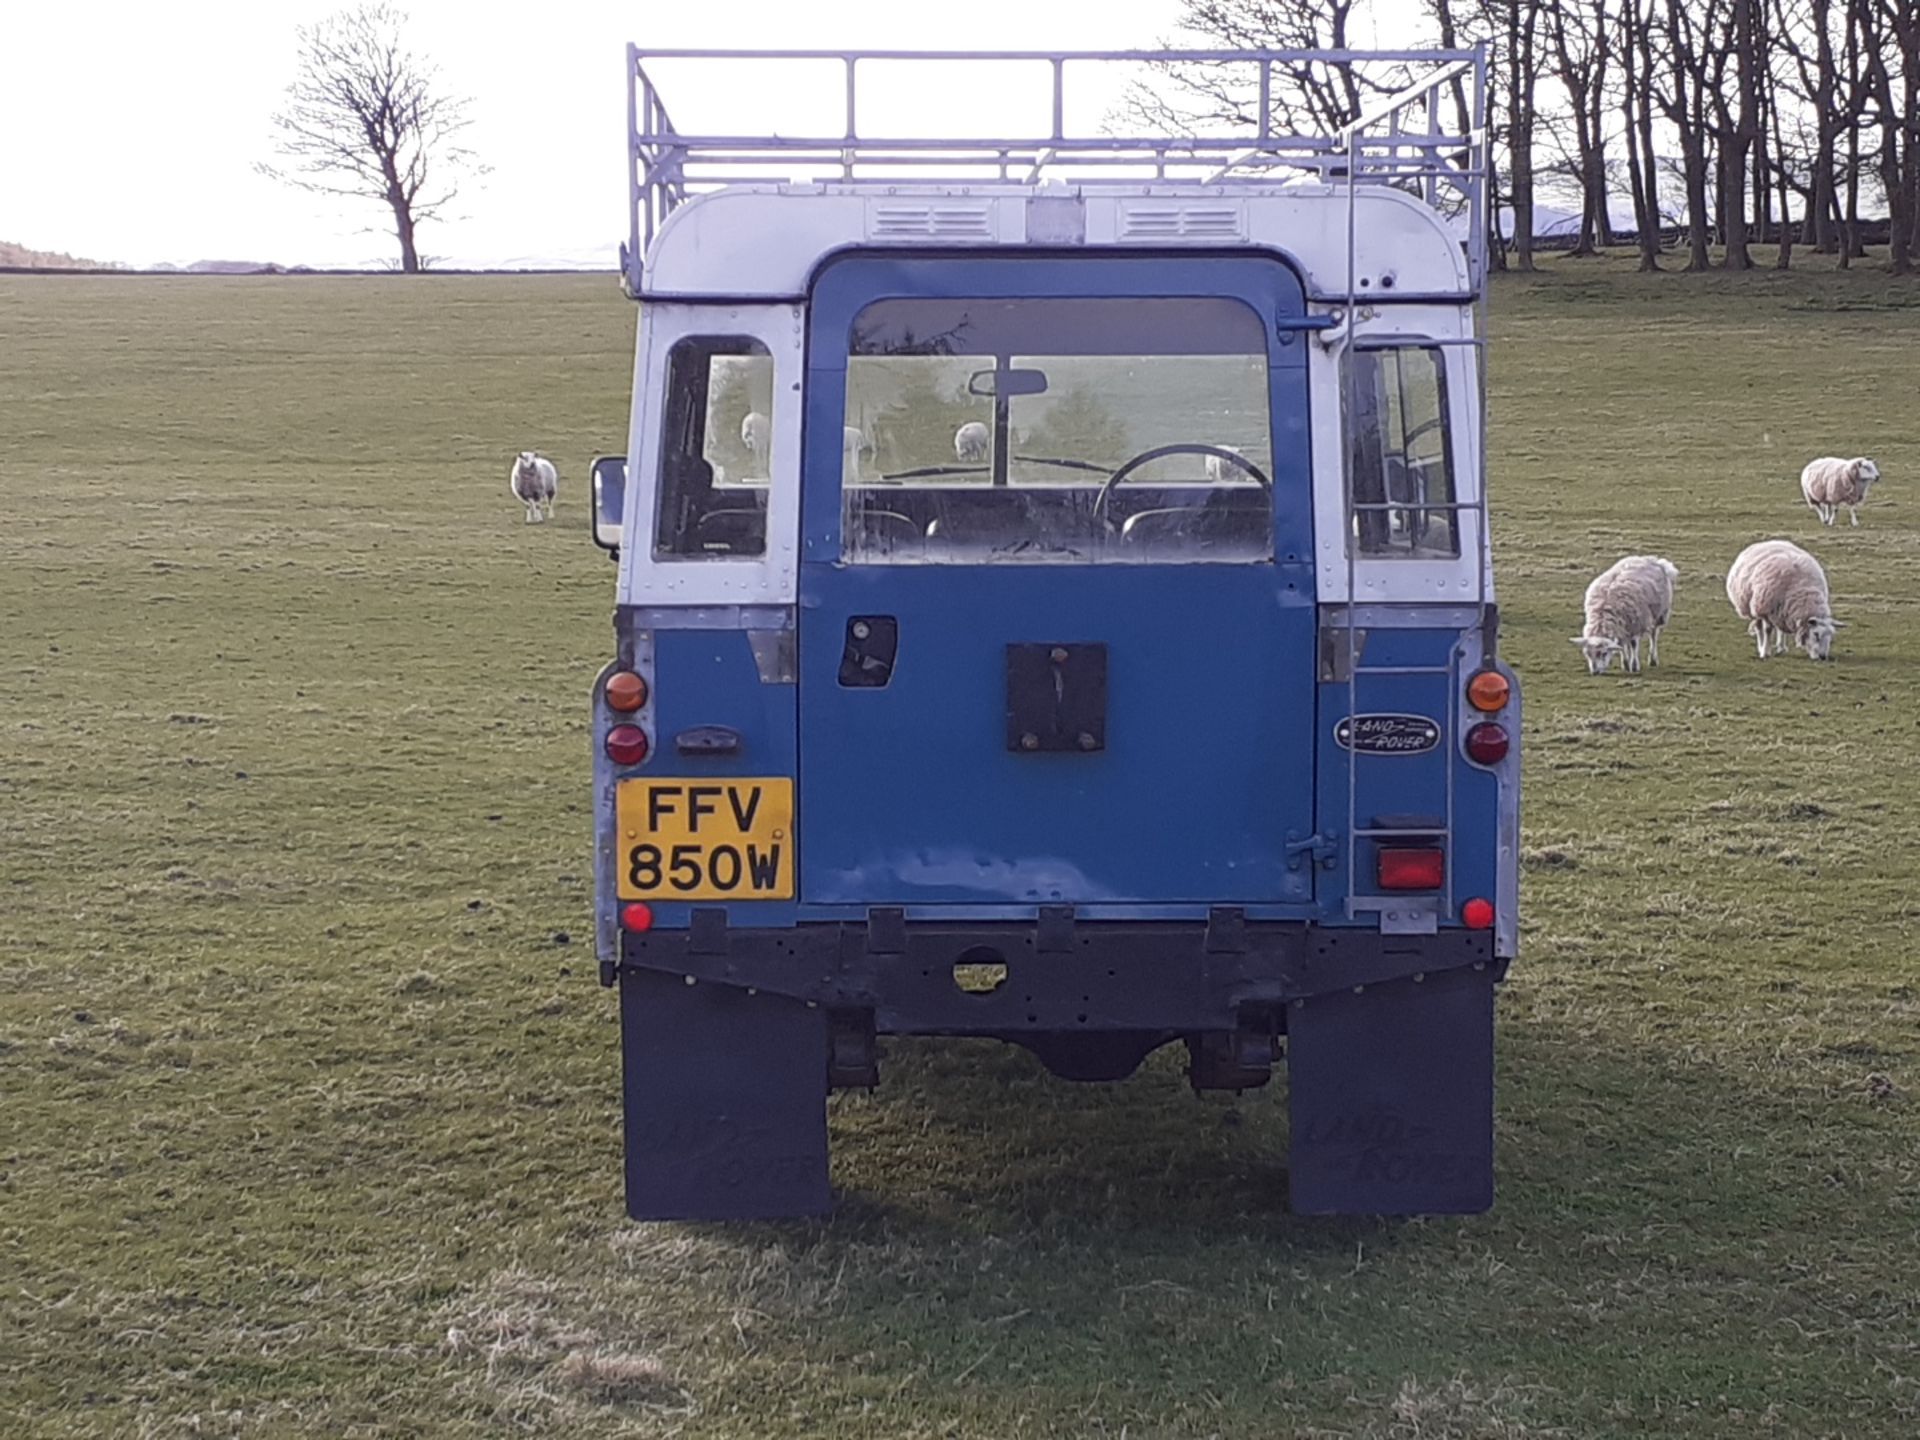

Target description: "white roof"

left=639, top=182, right=1470, bottom=303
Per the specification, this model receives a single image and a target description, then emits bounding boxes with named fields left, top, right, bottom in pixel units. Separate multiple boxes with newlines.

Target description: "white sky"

left=5, top=0, right=1435, bottom=269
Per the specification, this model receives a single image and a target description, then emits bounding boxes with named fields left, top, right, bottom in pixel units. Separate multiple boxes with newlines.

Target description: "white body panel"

left=618, top=302, right=806, bottom=607
left=619, top=183, right=1488, bottom=610
left=639, top=184, right=1470, bottom=301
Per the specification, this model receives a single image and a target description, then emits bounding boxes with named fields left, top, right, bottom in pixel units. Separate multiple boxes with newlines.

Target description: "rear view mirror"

left=967, top=367, right=1049, bottom=398
left=591, top=455, right=626, bottom=556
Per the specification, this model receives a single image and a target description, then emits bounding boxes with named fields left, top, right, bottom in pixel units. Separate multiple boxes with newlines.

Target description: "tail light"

left=1378, top=847, right=1445, bottom=890
left=605, top=670, right=649, bottom=712
left=1465, top=721, right=1510, bottom=765
left=1467, top=669, right=1510, bottom=713
left=620, top=902, right=655, bottom=932
left=1462, top=897, right=1495, bottom=930
left=605, top=723, right=649, bottom=765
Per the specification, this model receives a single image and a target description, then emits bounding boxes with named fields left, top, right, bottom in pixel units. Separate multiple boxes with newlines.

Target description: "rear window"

left=840, top=296, right=1274, bottom=564
left=1348, top=345, right=1459, bottom=558
left=654, top=336, right=774, bottom=558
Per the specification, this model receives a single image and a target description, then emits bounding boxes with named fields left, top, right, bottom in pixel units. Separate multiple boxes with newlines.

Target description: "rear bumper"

left=605, top=907, right=1500, bottom=1032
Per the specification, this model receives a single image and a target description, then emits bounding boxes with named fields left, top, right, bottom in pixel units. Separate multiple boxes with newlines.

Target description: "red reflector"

left=620, top=902, right=654, bottom=933
left=1465, top=721, right=1510, bottom=765
left=1378, top=847, right=1445, bottom=890
left=1462, top=897, right=1495, bottom=930
left=605, top=723, right=649, bottom=765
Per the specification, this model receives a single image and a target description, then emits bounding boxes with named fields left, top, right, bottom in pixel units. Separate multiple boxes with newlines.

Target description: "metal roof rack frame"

left=621, top=44, right=1489, bottom=299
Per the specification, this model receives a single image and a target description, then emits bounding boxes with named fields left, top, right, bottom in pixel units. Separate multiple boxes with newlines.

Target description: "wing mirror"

left=590, top=455, right=626, bottom=557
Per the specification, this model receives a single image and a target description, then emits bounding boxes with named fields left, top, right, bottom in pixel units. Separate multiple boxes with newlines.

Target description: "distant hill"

left=1, top=240, right=121, bottom=270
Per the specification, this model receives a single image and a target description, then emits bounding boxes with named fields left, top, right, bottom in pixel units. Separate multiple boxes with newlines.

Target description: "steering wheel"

left=1093, top=443, right=1273, bottom=526
left=1401, top=416, right=1446, bottom=454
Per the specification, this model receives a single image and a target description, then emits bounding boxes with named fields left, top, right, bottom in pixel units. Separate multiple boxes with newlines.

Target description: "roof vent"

left=868, top=201, right=995, bottom=240
left=1118, top=202, right=1246, bottom=241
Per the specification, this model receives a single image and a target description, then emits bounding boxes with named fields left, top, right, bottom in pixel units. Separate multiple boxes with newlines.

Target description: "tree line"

left=1154, top=0, right=1920, bottom=273
left=266, top=2, right=1918, bottom=276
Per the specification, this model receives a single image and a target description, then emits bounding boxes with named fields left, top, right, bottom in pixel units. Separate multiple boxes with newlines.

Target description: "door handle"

left=838, top=615, right=898, bottom=688
left=675, top=725, right=742, bottom=757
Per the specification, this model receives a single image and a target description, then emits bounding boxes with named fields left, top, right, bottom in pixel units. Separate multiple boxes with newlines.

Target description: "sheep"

left=954, top=421, right=990, bottom=464
left=1571, top=554, right=1679, bottom=675
left=1799, top=455, right=1882, bottom=527
left=1204, top=444, right=1249, bottom=485
left=509, top=451, right=557, bottom=523
left=1725, top=539, right=1843, bottom=660
left=843, top=424, right=870, bottom=482
left=740, top=411, right=770, bottom=474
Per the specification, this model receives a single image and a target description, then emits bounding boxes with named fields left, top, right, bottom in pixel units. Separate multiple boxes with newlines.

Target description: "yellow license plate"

left=615, top=778, right=794, bottom=900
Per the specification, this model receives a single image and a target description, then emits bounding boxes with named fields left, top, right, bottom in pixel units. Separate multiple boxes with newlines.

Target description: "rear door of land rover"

left=795, top=254, right=1318, bottom=911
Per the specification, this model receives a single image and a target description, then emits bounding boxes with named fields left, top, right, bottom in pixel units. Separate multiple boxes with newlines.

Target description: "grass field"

left=3, top=259, right=1918, bottom=1439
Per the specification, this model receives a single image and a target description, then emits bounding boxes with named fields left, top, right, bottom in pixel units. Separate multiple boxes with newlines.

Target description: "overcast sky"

left=7, top=0, right=1435, bottom=270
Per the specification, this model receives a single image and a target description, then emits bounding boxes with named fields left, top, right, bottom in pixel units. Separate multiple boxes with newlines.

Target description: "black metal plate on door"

left=1007, top=643, right=1107, bottom=753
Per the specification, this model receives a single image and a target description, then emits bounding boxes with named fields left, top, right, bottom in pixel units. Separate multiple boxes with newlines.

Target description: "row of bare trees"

left=269, top=2, right=1918, bottom=276
left=1155, top=0, right=1920, bottom=274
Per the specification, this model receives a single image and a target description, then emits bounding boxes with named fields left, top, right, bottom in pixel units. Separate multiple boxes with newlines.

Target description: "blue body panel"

left=1313, top=627, right=1503, bottom=925
left=641, top=627, right=800, bottom=931
left=796, top=565, right=1318, bottom=906
left=797, top=254, right=1318, bottom=910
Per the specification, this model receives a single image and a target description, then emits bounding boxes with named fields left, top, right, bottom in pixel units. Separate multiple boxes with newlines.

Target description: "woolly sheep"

left=1799, top=456, right=1881, bottom=527
left=509, top=451, right=557, bottom=523
left=843, top=424, right=870, bottom=482
left=1571, top=554, right=1679, bottom=675
left=740, top=411, right=770, bottom=473
left=1205, top=444, right=1250, bottom=485
left=1725, top=539, right=1842, bottom=660
left=954, top=421, right=990, bottom=463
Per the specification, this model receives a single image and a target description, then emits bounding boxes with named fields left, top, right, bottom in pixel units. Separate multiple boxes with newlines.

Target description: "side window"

left=1349, top=346, right=1459, bottom=558
left=654, top=337, right=774, bottom=558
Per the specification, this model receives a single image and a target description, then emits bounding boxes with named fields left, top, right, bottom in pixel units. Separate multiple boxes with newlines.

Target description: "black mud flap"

left=1286, top=964, right=1495, bottom=1215
left=619, top=968, right=831, bottom=1220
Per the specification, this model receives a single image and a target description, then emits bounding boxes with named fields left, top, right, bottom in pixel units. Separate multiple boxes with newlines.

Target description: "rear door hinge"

left=1285, top=831, right=1340, bottom=871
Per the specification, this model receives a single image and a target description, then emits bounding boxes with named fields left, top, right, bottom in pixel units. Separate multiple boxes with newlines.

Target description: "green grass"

left=3, top=258, right=1918, bottom=1438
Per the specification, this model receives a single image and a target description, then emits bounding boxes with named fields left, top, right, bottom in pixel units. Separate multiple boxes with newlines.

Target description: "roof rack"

left=622, top=45, right=1488, bottom=296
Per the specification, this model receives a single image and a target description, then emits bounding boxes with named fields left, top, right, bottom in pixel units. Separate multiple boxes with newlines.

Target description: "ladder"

left=1330, top=54, right=1493, bottom=929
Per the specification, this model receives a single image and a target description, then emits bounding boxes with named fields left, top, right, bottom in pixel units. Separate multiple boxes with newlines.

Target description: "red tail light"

left=605, top=723, right=649, bottom=765
left=1465, top=721, right=1510, bottom=765
left=1378, top=847, right=1445, bottom=890
left=1462, top=897, right=1495, bottom=930
left=620, top=902, right=655, bottom=932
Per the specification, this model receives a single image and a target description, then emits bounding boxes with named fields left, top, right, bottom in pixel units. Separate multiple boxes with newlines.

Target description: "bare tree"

left=1620, top=0, right=1667, bottom=268
left=1118, top=0, right=1414, bottom=142
left=1429, top=0, right=1509, bottom=268
left=262, top=4, right=477, bottom=272
left=1545, top=0, right=1616, bottom=256
left=1652, top=0, right=1718, bottom=269
left=1722, top=0, right=1763, bottom=268
left=1504, top=0, right=1547, bottom=269
left=1858, top=0, right=1920, bottom=273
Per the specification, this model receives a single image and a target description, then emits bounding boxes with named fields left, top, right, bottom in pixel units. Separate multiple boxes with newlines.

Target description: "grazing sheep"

left=843, top=425, right=870, bottom=482
left=1571, top=554, right=1679, bottom=675
left=1800, top=455, right=1881, bottom=527
left=1725, top=539, right=1842, bottom=660
left=740, top=411, right=770, bottom=474
left=509, top=451, right=557, bottom=523
left=1205, top=444, right=1249, bottom=485
left=954, top=421, right=990, bottom=464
